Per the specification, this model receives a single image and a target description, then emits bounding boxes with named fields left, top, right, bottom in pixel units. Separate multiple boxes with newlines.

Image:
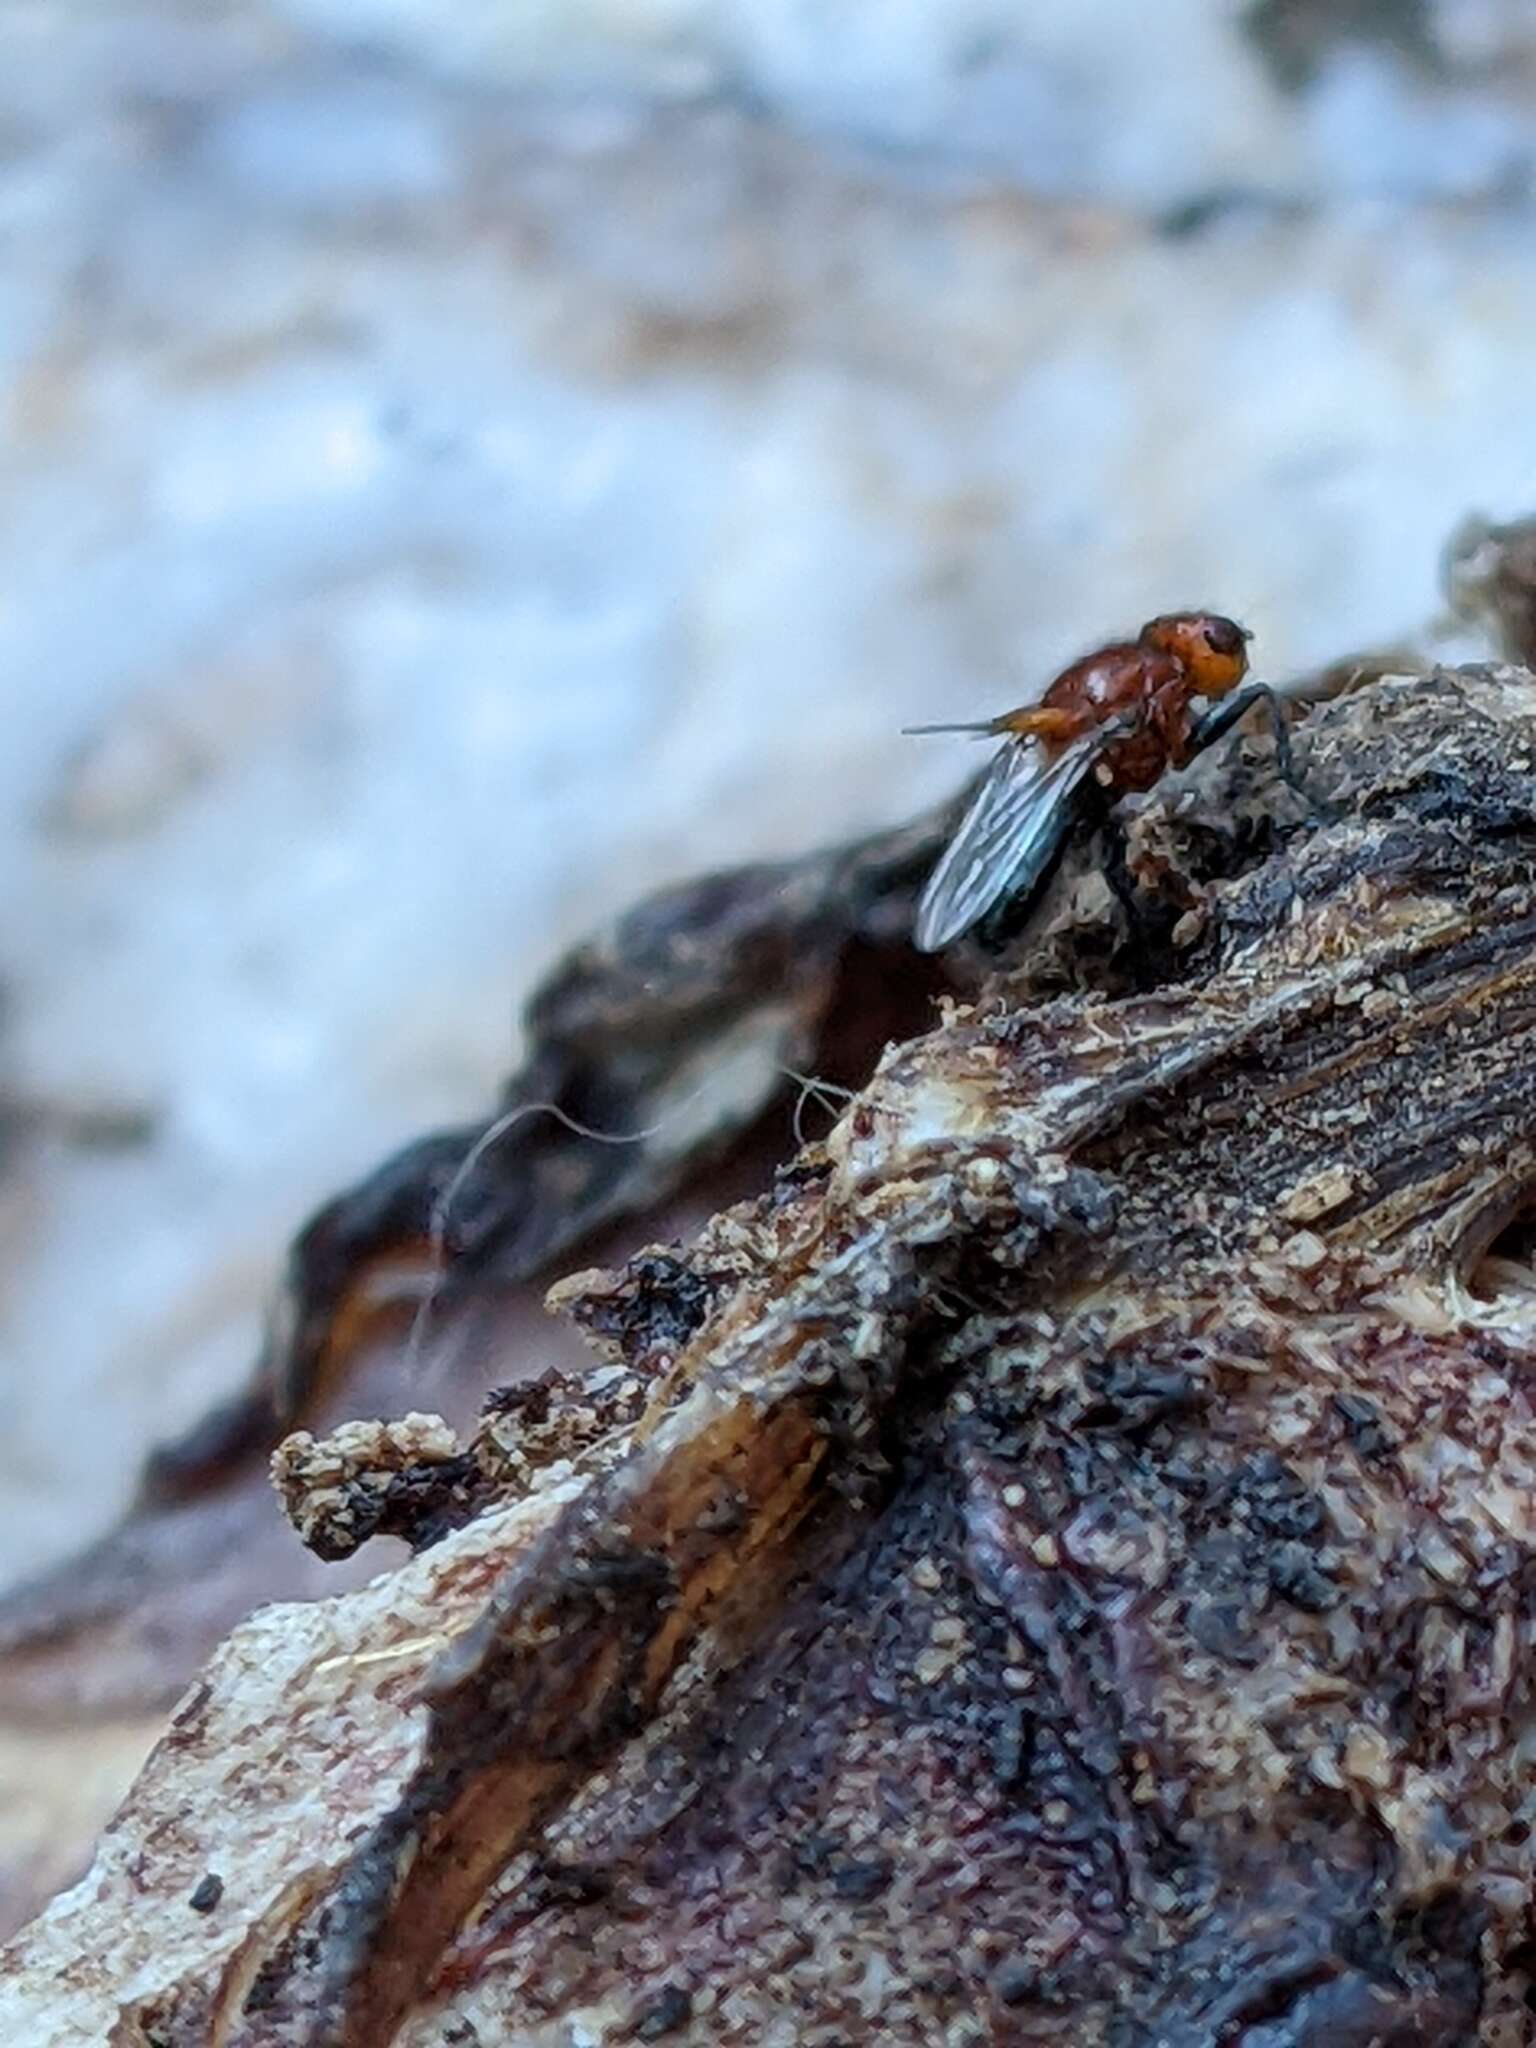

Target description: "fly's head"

left=1141, top=612, right=1251, bottom=697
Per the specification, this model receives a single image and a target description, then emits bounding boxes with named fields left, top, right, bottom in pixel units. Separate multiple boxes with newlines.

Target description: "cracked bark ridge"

left=9, top=665, right=1536, bottom=2046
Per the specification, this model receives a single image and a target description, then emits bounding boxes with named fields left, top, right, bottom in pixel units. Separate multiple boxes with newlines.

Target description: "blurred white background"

left=5, top=0, right=1536, bottom=1585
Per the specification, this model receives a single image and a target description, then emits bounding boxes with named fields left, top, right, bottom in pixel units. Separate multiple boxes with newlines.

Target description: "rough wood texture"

left=7, top=664, right=1536, bottom=2045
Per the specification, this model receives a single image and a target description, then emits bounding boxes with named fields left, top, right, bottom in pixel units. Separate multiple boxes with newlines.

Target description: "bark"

left=6, top=662, right=1536, bottom=2045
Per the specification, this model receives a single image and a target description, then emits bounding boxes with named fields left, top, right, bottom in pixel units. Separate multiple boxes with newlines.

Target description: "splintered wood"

left=8, top=666, right=1536, bottom=2045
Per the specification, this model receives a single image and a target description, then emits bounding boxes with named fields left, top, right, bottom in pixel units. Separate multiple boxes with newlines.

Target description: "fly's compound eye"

left=1203, top=621, right=1241, bottom=656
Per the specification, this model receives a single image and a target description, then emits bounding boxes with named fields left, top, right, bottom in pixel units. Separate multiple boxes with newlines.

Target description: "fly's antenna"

left=902, top=720, right=998, bottom=737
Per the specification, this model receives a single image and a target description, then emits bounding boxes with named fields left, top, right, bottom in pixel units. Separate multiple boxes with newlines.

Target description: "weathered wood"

left=8, top=664, right=1536, bottom=2046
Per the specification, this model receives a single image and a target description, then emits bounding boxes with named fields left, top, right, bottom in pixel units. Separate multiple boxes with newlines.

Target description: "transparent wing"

left=913, top=732, right=1104, bottom=953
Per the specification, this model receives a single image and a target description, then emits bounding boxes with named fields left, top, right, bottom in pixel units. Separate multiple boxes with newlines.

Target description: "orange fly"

left=908, top=612, right=1291, bottom=952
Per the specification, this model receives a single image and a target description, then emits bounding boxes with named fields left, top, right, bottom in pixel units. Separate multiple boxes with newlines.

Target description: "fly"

left=907, top=611, right=1294, bottom=953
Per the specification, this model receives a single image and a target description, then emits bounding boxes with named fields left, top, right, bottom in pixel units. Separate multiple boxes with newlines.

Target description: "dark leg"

left=1187, top=683, right=1305, bottom=798
left=1096, top=808, right=1143, bottom=926
left=1080, top=782, right=1165, bottom=945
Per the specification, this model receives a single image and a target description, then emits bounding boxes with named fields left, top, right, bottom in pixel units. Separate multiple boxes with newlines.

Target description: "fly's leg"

left=1078, top=776, right=1155, bottom=937
left=1187, top=684, right=1311, bottom=801
left=1097, top=813, right=1144, bottom=927
left=1084, top=713, right=1152, bottom=930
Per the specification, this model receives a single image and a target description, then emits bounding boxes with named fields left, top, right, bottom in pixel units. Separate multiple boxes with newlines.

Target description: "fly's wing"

left=912, top=733, right=1103, bottom=953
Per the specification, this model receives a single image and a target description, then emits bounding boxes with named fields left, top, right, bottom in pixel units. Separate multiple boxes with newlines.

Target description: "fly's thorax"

left=1042, top=644, right=1153, bottom=722
left=1097, top=723, right=1169, bottom=795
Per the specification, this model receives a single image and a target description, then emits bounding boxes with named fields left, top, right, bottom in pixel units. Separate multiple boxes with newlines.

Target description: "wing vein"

left=913, top=735, right=1101, bottom=951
